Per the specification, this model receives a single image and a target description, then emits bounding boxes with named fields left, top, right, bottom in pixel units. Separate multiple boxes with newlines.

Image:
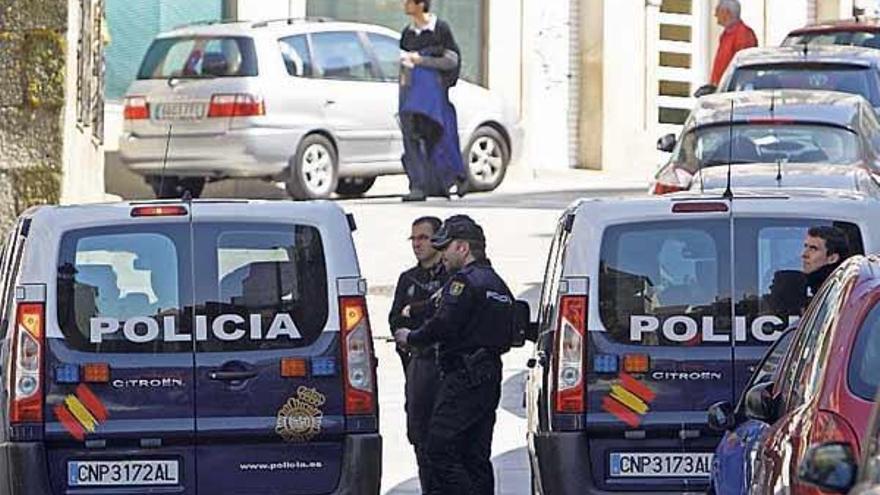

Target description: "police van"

left=525, top=188, right=880, bottom=494
left=0, top=200, right=380, bottom=494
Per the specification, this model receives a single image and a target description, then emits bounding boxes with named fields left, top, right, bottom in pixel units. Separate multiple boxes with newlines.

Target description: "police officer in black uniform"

left=394, top=215, right=515, bottom=495
left=388, top=216, right=447, bottom=491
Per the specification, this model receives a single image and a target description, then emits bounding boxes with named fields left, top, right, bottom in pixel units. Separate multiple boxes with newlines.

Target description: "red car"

left=784, top=17, right=880, bottom=49
left=748, top=255, right=880, bottom=494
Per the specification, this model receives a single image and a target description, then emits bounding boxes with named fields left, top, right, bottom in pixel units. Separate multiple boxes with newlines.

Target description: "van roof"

left=22, top=200, right=349, bottom=232
left=157, top=19, right=400, bottom=39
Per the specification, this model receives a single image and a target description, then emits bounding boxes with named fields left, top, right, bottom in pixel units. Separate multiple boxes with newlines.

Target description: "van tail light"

left=651, top=181, right=686, bottom=195
left=339, top=296, right=376, bottom=416
left=10, top=303, right=45, bottom=423
left=554, top=295, right=587, bottom=414
left=123, top=96, right=150, bottom=120
left=208, top=94, right=265, bottom=118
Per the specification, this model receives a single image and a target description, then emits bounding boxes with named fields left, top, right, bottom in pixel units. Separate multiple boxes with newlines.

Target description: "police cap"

left=431, top=215, right=485, bottom=249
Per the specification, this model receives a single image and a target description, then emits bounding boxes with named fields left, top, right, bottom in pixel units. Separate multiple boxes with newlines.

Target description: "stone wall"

left=0, top=0, right=69, bottom=230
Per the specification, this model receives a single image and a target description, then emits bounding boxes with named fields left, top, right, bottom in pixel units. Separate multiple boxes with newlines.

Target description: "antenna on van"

left=723, top=99, right=735, bottom=200
left=157, top=76, right=176, bottom=199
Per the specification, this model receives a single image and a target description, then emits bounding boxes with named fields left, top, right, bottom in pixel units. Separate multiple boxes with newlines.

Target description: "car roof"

left=696, top=163, right=872, bottom=193
left=730, top=45, right=880, bottom=68
left=156, top=18, right=400, bottom=40
left=691, top=89, right=866, bottom=129
left=788, top=17, right=880, bottom=35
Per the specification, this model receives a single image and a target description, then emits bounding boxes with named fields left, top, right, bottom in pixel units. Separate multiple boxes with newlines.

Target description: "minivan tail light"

left=10, top=303, right=44, bottom=423
left=130, top=205, right=188, bottom=217
left=672, top=202, right=729, bottom=213
left=339, top=297, right=376, bottom=415
left=554, top=295, right=587, bottom=414
left=651, top=182, right=686, bottom=195
left=208, top=94, right=265, bottom=118
left=123, top=96, right=150, bottom=120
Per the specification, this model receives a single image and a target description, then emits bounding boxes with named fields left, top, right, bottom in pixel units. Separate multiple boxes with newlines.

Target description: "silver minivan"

left=119, top=19, right=520, bottom=200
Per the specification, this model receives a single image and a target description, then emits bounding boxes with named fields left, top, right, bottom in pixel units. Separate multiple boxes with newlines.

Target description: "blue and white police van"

left=0, top=200, right=380, bottom=494
left=525, top=188, right=880, bottom=494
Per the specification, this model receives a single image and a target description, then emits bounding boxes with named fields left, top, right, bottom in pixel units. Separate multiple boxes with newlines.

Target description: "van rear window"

left=599, top=218, right=863, bottom=346
left=137, top=36, right=258, bottom=79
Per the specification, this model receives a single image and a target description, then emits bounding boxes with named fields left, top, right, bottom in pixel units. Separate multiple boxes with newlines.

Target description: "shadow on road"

left=385, top=446, right=531, bottom=495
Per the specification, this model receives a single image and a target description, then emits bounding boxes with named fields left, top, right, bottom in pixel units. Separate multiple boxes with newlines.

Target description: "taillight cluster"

left=208, top=94, right=265, bottom=118
left=339, top=297, right=376, bottom=416
left=10, top=303, right=45, bottom=423
left=651, top=182, right=686, bottom=195
left=554, top=295, right=587, bottom=414
left=123, top=96, right=149, bottom=120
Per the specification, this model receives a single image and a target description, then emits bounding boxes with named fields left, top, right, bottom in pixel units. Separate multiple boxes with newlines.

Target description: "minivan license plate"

left=68, top=460, right=179, bottom=486
left=155, top=102, right=205, bottom=120
left=609, top=452, right=712, bottom=478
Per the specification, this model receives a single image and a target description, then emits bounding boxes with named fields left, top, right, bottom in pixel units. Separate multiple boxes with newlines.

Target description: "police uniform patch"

left=450, top=281, right=466, bottom=296
left=275, top=386, right=326, bottom=442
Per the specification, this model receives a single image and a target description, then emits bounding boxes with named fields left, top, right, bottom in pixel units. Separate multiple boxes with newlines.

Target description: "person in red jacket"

left=710, top=0, right=758, bottom=86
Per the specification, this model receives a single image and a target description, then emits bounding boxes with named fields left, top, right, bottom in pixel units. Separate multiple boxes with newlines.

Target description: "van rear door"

left=589, top=216, right=734, bottom=491
left=190, top=218, right=348, bottom=495
left=45, top=220, right=196, bottom=494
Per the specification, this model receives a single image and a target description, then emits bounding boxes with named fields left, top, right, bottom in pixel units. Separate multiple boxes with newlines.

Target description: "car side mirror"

left=512, top=300, right=538, bottom=347
left=657, top=133, right=677, bottom=153
left=798, top=442, right=857, bottom=494
left=694, top=84, right=717, bottom=98
left=743, top=381, right=779, bottom=423
left=707, top=401, right=736, bottom=432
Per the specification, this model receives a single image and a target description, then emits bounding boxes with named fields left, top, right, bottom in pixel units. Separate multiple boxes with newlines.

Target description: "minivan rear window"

left=727, top=63, right=880, bottom=106
left=599, top=218, right=863, bottom=346
left=57, top=225, right=192, bottom=353
left=194, top=223, right=328, bottom=352
left=849, top=301, right=880, bottom=401
left=137, top=36, right=258, bottom=79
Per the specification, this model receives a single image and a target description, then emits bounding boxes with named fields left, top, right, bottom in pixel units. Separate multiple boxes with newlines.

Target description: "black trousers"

left=425, top=357, right=502, bottom=495
left=405, top=352, right=441, bottom=492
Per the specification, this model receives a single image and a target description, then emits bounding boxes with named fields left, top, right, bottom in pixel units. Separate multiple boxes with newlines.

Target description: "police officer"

left=394, top=215, right=515, bottom=495
left=388, top=216, right=447, bottom=491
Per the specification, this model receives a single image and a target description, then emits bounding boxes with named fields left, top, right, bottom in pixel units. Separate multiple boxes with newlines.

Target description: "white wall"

left=61, top=0, right=105, bottom=204
left=487, top=0, right=523, bottom=121
left=520, top=0, right=572, bottom=169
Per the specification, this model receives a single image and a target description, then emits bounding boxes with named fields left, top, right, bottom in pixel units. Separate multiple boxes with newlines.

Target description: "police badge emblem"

left=275, top=386, right=326, bottom=442
left=450, top=281, right=465, bottom=296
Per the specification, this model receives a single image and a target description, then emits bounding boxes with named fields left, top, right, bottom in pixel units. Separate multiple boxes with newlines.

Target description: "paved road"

left=105, top=157, right=644, bottom=494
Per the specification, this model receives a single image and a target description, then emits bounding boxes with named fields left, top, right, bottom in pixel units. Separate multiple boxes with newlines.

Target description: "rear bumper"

left=333, top=434, right=382, bottom=495
left=0, top=435, right=381, bottom=495
left=119, top=126, right=303, bottom=179
left=0, top=442, right=52, bottom=495
left=532, top=431, right=704, bottom=495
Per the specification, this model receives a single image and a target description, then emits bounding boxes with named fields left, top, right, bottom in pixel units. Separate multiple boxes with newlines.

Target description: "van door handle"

left=324, top=99, right=336, bottom=106
left=209, top=370, right=257, bottom=381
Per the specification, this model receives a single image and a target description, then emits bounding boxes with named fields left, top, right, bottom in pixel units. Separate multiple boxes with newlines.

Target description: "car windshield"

left=783, top=31, right=880, bottom=49
left=137, top=36, right=258, bottom=79
left=671, top=123, right=861, bottom=173
left=727, top=63, right=880, bottom=106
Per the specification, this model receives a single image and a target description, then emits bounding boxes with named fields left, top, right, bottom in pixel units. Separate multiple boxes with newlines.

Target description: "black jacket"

left=400, top=18, right=461, bottom=88
left=389, top=262, right=448, bottom=333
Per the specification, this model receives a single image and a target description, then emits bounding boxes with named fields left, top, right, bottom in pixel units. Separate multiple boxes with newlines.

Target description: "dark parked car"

left=784, top=17, right=880, bottom=49
left=652, top=90, right=880, bottom=195
left=749, top=255, right=880, bottom=495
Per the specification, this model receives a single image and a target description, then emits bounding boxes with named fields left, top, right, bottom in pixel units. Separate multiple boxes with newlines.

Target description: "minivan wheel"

left=465, top=126, right=510, bottom=192
left=147, top=176, right=206, bottom=199
left=335, top=177, right=376, bottom=198
left=286, top=134, right=338, bottom=200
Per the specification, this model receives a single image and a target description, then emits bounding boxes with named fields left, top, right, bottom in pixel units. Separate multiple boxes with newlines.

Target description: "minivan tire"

left=147, top=176, right=206, bottom=199
left=465, top=126, right=510, bottom=192
left=286, top=134, right=339, bottom=200
left=335, top=177, right=376, bottom=198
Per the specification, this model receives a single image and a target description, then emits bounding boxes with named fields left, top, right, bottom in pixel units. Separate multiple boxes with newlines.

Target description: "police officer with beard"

left=389, top=216, right=447, bottom=491
left=394, top=215, right=515, bottom=495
